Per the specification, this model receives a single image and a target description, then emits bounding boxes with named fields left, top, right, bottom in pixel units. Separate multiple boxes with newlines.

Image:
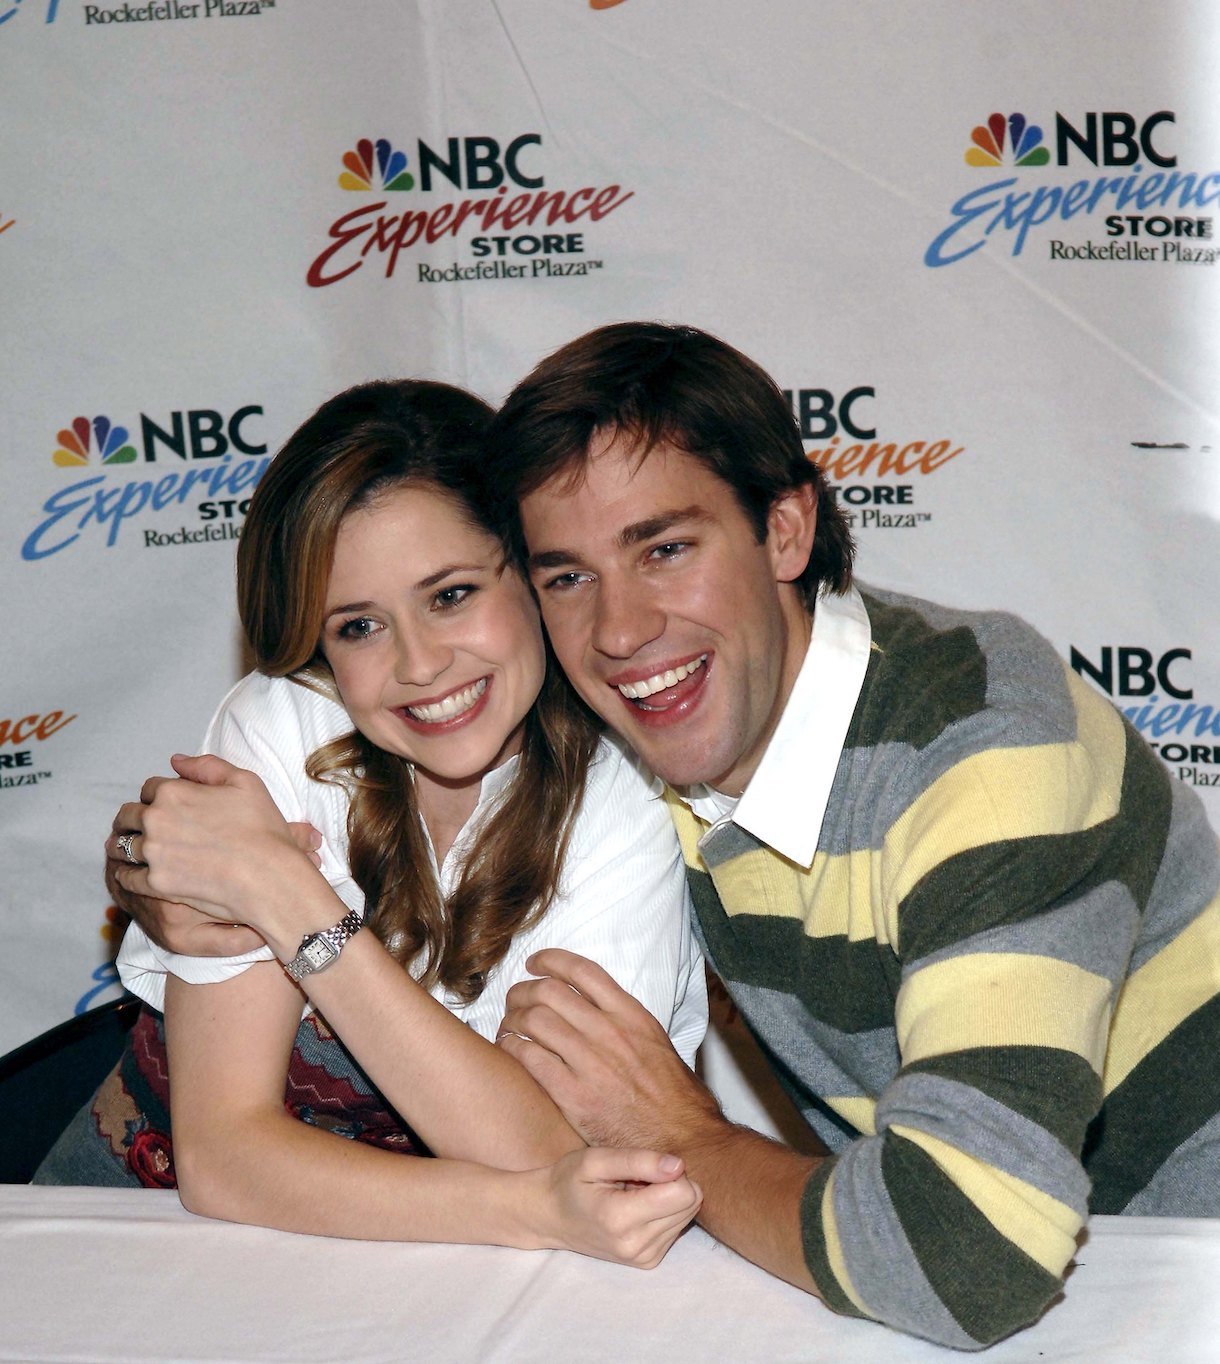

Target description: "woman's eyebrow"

left=322, top=600, right=375, bottom=622
left=415, top=562, right=486, bottom=591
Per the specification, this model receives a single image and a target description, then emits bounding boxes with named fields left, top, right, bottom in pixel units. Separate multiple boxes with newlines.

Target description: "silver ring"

left=117, top=832, right=140, bottom=865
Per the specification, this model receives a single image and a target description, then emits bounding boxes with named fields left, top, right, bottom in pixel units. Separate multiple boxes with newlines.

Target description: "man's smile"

left=614, top=654, right=708, bottom=701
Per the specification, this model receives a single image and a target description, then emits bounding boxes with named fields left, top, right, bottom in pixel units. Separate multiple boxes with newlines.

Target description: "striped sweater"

left=666, top=587, right=1220, bottom=1349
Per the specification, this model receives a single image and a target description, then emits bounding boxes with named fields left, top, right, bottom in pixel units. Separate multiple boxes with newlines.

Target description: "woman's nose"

left=393, top=627, right=454, bottom=687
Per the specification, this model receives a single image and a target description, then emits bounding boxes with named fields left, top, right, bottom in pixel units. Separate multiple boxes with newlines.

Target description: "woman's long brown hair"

left=237, top=379, right=600, bottom=1001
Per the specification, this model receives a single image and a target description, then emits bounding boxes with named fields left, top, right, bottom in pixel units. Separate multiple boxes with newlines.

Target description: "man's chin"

left=627, top=738, right=730, bottom=792
left=586, top=691, right=730, bottom=787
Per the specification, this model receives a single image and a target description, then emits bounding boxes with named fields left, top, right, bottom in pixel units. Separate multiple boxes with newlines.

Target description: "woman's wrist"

left=239, top=847, right=347, bottom=961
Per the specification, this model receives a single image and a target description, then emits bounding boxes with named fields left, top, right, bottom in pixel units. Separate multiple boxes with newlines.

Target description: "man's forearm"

left=676, top=1117, right=824, bottom=1295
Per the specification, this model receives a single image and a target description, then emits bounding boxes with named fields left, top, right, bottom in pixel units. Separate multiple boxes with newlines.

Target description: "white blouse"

left=117, top=671, right=707, bottom=1064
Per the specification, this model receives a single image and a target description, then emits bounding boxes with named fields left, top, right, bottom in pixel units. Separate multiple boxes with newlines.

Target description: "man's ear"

left=766, top=483, right=818, bottom=585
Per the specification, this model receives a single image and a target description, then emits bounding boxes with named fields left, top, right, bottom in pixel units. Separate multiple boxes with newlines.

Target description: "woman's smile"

left=399, top=676, right=492, bottom=730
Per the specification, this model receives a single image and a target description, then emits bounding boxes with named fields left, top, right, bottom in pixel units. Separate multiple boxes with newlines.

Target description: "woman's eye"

left=336, top=616, right=379, bottom=642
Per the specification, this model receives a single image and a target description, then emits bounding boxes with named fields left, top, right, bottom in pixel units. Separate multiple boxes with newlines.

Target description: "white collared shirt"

left=674, top=584, right=873, bottom=868
left=118, top=672, right=707, bottom=1064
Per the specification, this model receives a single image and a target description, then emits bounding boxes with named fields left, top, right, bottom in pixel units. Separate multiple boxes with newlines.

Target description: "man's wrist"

left=648, top=1099, right=736, bottom=1169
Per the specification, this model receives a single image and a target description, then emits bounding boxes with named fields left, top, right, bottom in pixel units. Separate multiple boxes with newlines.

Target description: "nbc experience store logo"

left=927, top=108, right=1218, bottom=266
left=22, top=408, right=270, bottom=560
left=306, top=135, right=632, bottom=287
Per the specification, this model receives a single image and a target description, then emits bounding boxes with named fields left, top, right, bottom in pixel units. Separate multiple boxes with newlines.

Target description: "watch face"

left=302, top=937, right=337, bottom=970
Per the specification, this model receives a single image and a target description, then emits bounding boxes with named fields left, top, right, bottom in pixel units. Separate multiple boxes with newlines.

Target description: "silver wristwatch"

left=283, top=908, right=364, bottom=982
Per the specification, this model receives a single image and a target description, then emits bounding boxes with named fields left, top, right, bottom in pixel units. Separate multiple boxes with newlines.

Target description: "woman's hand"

left=533, top=1147, right=702, bottom=1268
left=107, top=754, right=323, bottom=927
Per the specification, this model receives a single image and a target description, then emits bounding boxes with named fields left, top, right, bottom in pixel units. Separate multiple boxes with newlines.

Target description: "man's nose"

left=590, top=576, right=665, bottom=660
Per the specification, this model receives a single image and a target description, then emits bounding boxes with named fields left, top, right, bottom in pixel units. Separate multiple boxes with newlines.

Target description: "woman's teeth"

left=407, top=678, right=487, bottom=723
left=617, top=655, right=707, bottom=700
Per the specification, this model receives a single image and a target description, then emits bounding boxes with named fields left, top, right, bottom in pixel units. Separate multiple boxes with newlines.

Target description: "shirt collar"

left=478, top=751, right=520, bottom=803
left=674, top=583, right=872, bottom=868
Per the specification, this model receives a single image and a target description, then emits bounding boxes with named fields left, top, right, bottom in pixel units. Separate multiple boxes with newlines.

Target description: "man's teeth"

left=407, top=678, right=487, bottom=723
left=617, top=655, right=707, bottom=700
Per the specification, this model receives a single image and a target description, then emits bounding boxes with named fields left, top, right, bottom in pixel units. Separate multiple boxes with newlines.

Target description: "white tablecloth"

left=1, top=1186, right=1217, bottom=1362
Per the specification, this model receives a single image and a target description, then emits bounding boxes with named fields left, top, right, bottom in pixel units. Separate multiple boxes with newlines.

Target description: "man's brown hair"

left=489, top=321, right=854, bottom=605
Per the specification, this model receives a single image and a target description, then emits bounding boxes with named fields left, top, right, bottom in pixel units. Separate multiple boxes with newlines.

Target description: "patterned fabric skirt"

left=33, top=1006, right=426, bottom=1188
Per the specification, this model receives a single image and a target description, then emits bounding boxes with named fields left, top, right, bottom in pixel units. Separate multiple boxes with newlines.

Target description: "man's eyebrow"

left=528, top=549, right=579, bottom=571
left=527, top=506, right=713, bottom=573
left=618, top=506, right=712, bottom=548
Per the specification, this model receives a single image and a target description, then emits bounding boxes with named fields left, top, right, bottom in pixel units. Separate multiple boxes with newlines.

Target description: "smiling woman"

left=34, top=379, right=707, bottom=1266
left=321, top=484, right=545, bottom=824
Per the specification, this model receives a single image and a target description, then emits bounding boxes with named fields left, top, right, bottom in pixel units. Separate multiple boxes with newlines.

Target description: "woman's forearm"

left=229, top=858, right=582, bottom=1168
left=175, top=1104, right=550, bottom=1246
left=294, top=931, right=583, bottom=1167
left=175, top=1104, right=700, bottom=1269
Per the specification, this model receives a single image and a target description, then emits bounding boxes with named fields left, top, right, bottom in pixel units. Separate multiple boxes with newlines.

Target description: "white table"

left=1, top=1186, right=1217, bottom=1362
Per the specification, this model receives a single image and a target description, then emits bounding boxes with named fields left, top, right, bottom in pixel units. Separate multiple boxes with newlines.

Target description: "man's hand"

left=105, top=755, right=322, bottom=956
left=501, top=949, right=823, bottom=1297
left=497, top=948, right=725, bottom=1152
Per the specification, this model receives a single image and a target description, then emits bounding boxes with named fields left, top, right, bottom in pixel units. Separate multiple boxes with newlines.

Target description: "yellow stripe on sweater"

left=896, top=952, right=1113, bottom=1071
left=890, top=1126, right=1083, bottom=1276
left=1102, top=889, right=1220, bottom=1095
left=665, top=791, right=890, bottom=943
left=881, top=672, right=1125, bottom=946
left=827, top=1095, right=877, bottom=1135
left=821, top=1166, right=871, bottom=1316
left=709, top=846, right=882, bottom=938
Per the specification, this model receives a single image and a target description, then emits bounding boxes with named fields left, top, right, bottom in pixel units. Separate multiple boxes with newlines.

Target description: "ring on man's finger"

left=117, top=832, right=141, bottom=866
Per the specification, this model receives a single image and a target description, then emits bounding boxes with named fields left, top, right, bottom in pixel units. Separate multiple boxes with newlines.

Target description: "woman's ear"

left=766, top=483, right=818, bottom=585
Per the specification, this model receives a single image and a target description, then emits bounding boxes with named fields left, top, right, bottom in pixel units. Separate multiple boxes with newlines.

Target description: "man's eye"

left=545, top=570, right=589, bottom=591
left=651, top=541, right=688, bottom=560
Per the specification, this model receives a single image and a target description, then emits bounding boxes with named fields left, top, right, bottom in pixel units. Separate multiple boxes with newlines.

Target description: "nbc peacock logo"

left=52, top=416, right=136, bottom=467
left=339, top=138, right=414, bottom=192
left=965, top=113, right=1050, bottom=168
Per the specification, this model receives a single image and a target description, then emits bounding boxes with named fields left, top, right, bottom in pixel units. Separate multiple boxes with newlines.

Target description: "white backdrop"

left=3, top=1, right=1217, bottom=1110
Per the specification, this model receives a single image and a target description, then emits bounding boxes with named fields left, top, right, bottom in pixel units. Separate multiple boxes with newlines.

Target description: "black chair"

left=0, top=995, right=141, bottom=1183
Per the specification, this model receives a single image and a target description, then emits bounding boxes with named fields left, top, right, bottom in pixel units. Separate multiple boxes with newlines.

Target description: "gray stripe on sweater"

left=876, top=1072, right=1091, bottom=1211
left=1123, top=1110, right=1220, bottom=1215
left=698, top=819, right=766, bottom=870
left=729, top=980, right=900, bottom=1105
left=1129, top=778, right=1220, bottom=973
left=902, top=881, right=1139, bottom=990
left=828, top=1137, right=976, bottom=1349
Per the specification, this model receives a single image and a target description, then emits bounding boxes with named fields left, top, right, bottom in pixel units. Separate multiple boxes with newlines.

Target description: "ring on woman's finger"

left=117, top=832, right=141, bottom=866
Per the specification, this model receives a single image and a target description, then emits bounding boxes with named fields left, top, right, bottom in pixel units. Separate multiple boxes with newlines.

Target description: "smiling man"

left=487, top=321, right=1220, bottom=1349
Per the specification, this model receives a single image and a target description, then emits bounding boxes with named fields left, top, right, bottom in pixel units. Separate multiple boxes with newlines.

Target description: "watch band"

left=283, top=908, right=364, bottom=982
